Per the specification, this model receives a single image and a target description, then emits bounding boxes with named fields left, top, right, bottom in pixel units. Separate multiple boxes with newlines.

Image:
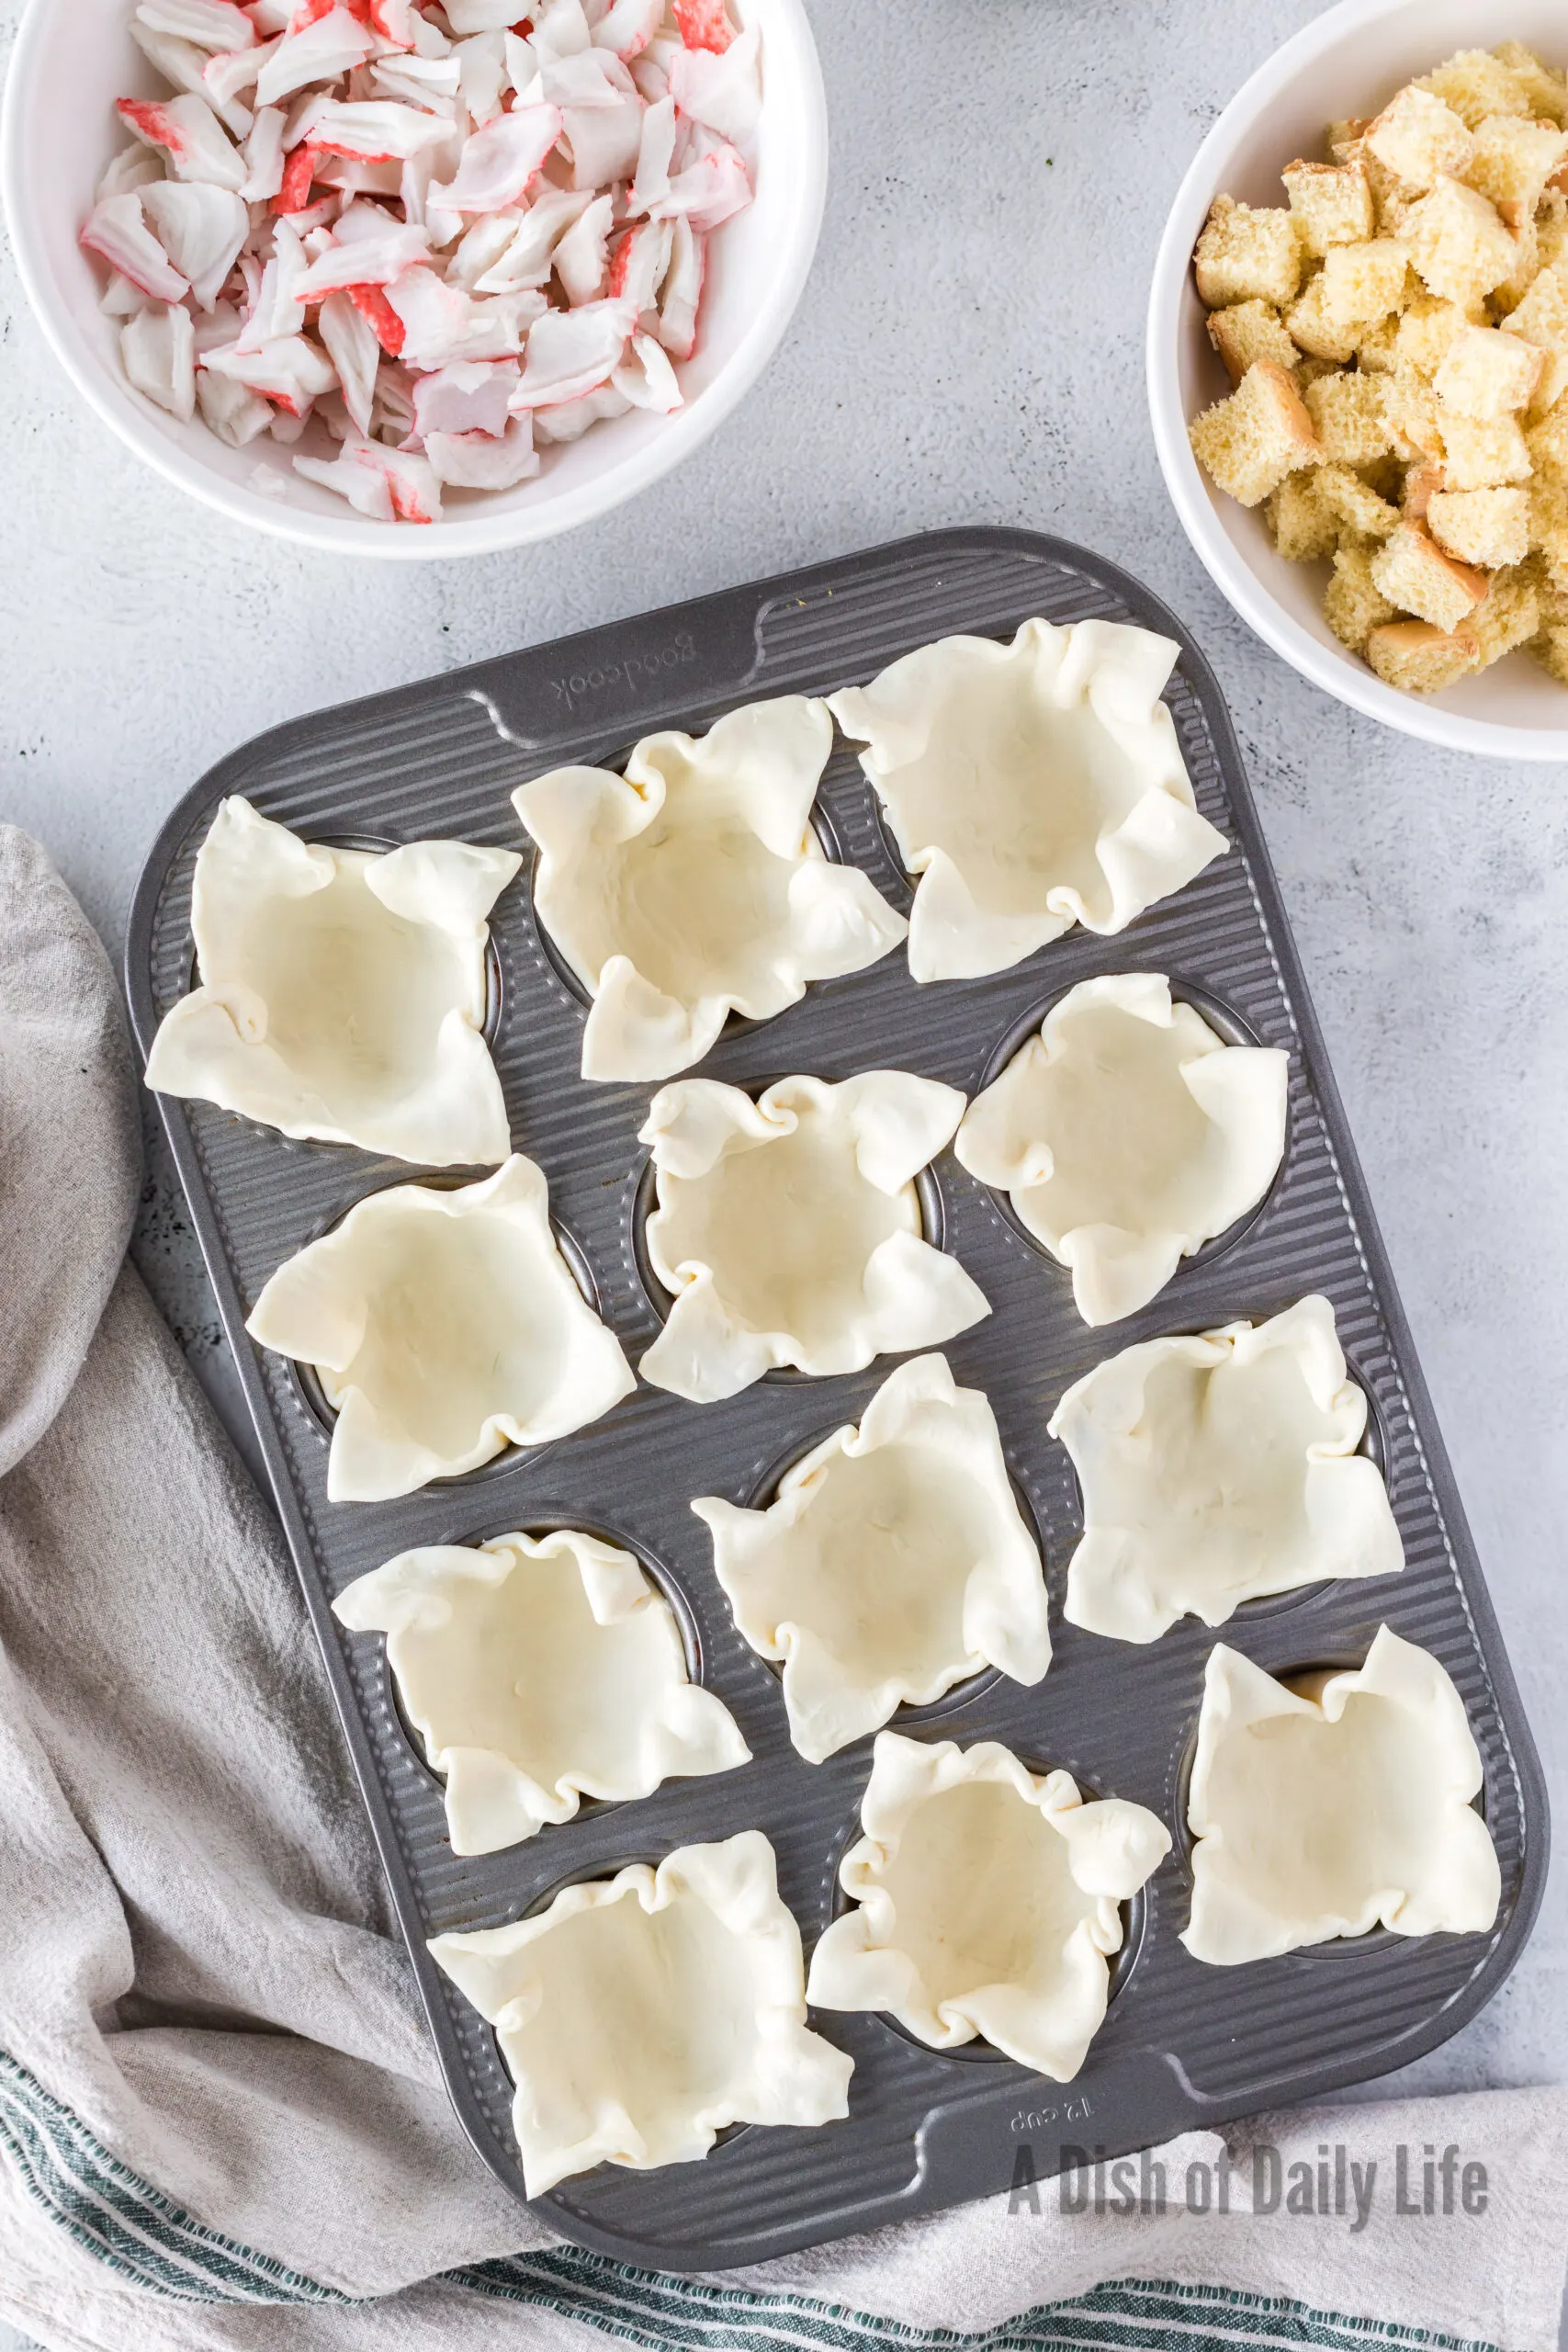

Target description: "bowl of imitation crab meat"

left=1, top=0, right=825, bottom=554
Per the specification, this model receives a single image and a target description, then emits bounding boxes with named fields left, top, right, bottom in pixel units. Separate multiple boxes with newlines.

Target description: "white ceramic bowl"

left=1, top=0, right=826, bottom=560
left=1148, top=0, right=1568, bottom=761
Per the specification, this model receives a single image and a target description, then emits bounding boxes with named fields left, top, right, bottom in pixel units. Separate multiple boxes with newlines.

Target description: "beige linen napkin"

left=0, top=825, right=1564, bottom=2352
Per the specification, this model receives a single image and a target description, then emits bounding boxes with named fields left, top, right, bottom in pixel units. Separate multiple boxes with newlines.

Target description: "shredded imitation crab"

left=81, top=0, right=761, bottom=524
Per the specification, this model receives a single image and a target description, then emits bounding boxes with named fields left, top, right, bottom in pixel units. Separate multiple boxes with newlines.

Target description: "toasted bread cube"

left=1529, top=622, right=1568, bottom=683
left=1499, top=265, right=1568, bottom=413
left=1535, top=189, right=1568, bottom=275
left=1403, top=459, right=1446, bottom=519
left=1282, top=158, right=1376, bottom=255
left=1295, top=355, right=1342, bottom=388
left=1393, top=293, right=1486, bottom=377
left=1327, top=119, right=1371, bottom=158
left=1427, top=484, right=1530, bottom=565
left=1195, top=196, right=1303, bottom=309
left=1207, top=300, right=1301, bottom=384
left=1365, top=85, right=1475, bottom=190
left=1266, top=470, right=1340, bottom=561
left=1383, top=374, right=1447, bottom=463
left=1433, top=322, right=1546, bottom=415
left=1522, top=546, right=1568, bottom=621
left=1491, top=218, right=1543, bottom=314
left=1494, top=42, right=1568, bottom=128
left=1466, top=115, right=1568, bottom=225
left=1316, top=463, right=1402, bottom=539
left=1190, top=361, right=1323, bottom=506
left=1464, top=563, right=1540, bottom=667
left=1355, top=315, right=1404, bottom=373
left=1416, top=50, right=1531, bottom=130
left=1371, top=520, right=1490, bottom=629
left=1287, top=275, right=1361, bottom=363
left=1324, top=542, right=1399, bottom=650
left=1326, top=131, right=1417, bottom=228
left=1303, top=370, right=1393, bottom=467
left=1527, top=393, right=1568, bottom=481
left=1320, top=238, right=1415, bottom=329
left=1366, top=618, right=1482, bottom=691
left=1403, top=178, right=1522, bottom=305
left=1530, top=481, right=1568, bottom=584
left=1440, top=411, right=1533, bottom=488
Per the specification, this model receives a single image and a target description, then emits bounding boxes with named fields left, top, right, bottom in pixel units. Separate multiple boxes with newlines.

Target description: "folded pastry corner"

left=430, top=1830, right=853, bottom=2194
left=829, top=616, right=1226, bottom=984
left=955, top=972, right=1287, bottom=1324
left=1053, top=1295, right=1404, bottom=1642
left=247, top=1155, right=634, bottom=1500
left=513, top=695, right=907, bottom=1083
left=1182, top=1626, right=1502, bottom=1964
left=637, top=1071, right=988, bottom=1401
left=333, top=1529, right=749, bottom=1853
left=807, top=1731, right=1170, bottom=2078
left=144, top=794, right=519, bottom=1164
left=694, top=1352, right=1049, bottom=1762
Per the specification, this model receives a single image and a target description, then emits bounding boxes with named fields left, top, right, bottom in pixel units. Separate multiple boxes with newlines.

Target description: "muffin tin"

left=125, top=526, right=1548, bottom=2271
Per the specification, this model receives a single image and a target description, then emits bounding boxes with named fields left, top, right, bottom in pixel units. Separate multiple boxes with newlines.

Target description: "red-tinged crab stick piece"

left=429, top=105, right=562, bottom=212
left=116, top=94, right=248, bottom=189
left=292, top=96, right=455, bottom=161
left=673, top=0, right=735, bottom=53
left=80, top=194, right=190, bottom=302
left=669, top=28, right=761, bottom=142
left=295, top=436, right=441, bottom=520
left=274, top=141, right=321, bottom=209
left=138, top=0, right=258, bottom=50
left=256, top=6, right=377, bottom=105
left=510, top=297, right=635, bottom=408
left=593, top=0, right=660, bottom=59
left=345, top=282, right=407, bottom=355
left=201, top=331, right=338, bottom=415
left=291, top=216, right=431, bottom=298
left=656, top=216, right=705, bottom=360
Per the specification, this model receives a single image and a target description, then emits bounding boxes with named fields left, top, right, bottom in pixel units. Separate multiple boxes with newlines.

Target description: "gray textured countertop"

left=1, top=0, right=1563, bottom=2282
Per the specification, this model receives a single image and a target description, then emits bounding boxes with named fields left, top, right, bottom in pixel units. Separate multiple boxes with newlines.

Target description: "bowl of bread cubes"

left=1147, top=0, right=1568, bottom=758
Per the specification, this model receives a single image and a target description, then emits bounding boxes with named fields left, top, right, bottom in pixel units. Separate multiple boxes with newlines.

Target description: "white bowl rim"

left=0, top=0, right=828, bottom=561
left=1146, top=0, right=1568, bottom=763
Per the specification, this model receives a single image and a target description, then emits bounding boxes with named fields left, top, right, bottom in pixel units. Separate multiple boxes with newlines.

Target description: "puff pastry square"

left=333, top=1529, right=750, bottom=1854
left=430, top=1832, right=853, bottom=2194
left=247, top=1155, right=634, bottom=1500
left=828, top=617, right=1226, bottom=983
left=694, top=1354, right=1049, bottom=1762
left=1183, top=1627, right=1502, bottom=1965
left=1053, top=1296, right=1404, bottom=1642
left=513, top=697, right=907, bottom=1082
left=807, top=1733, right=1170, bottom=2078
left=637, top=1072, right=989, bottom=1402
left=955, top=973, right=1288, bottom=1325
left=144, top=795, right=519, bottom=1164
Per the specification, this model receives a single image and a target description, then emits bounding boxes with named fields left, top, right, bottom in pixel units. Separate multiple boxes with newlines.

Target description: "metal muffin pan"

left=126, top=526, right=1548, bottom=2272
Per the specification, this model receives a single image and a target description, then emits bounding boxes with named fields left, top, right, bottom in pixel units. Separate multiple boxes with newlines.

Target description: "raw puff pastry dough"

left=144, top=795, right=519, bottom=1164
left=247, top=1155, right=634, bottom=1501
left=828, top=617, right=1227, bottom=984
left=955, top=973, right=1288, bottom=1326
left=1053, top=1296, right=1404, bottom=1644
left=637, top=1073, right=990, bottom=1403
left=1183, top=1627, right=1502, bottom=1966
left=333, top=1530, right=749, bottom=1855
left=694, top=1354, right=1050, bottom=1764
left=429, top=1831, right=852, bottom=2195
left=513, top=697, right=907, bottom=1083
left=807, top=1733, right=1170, bottom=2078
